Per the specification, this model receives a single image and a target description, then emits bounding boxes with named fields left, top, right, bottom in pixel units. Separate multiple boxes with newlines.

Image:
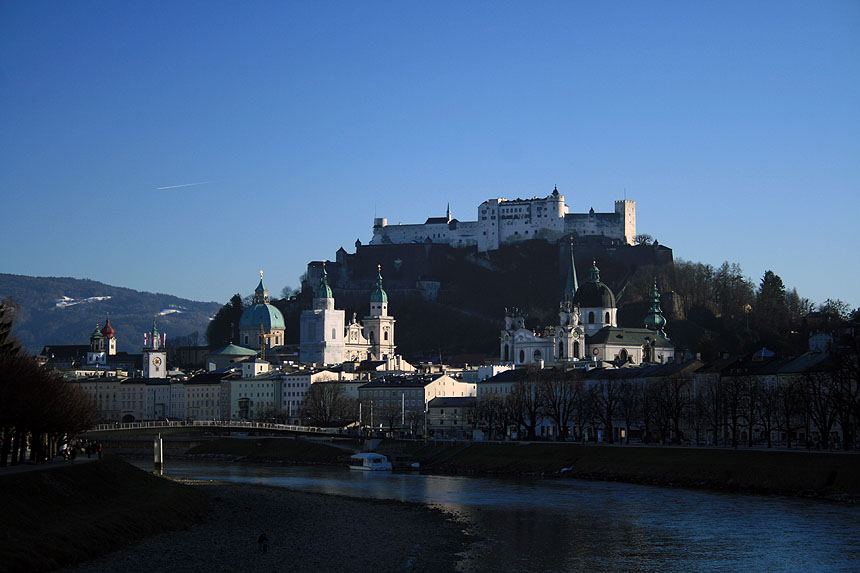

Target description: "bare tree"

left=593, top=377, right=623, bottom=443
left=302, top=382, right=353, bottom=427
left=618, top=380, right=642, bottom=444
left=506, top=379, right=543, bottom=440
left=803, top=370, right=838, bottom=449
left=540, top=370, right=582, bottom=440
left=776, top=376, right=805, bottom=448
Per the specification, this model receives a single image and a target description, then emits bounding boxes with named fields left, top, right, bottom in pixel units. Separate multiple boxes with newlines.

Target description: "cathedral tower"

left=362, top=265, right=396, bottom=360
left=299, top=262, right=345, bottom=365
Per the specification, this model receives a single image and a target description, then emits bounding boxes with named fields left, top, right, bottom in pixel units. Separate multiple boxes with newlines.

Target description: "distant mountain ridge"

left=0, top=274, right=222, bottom=354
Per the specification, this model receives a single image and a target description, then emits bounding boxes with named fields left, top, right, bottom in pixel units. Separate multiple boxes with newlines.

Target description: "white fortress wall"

left=371, top=190, right=634, bottom=251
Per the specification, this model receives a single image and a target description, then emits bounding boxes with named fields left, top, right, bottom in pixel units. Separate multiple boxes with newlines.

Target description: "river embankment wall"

left=94, top=434, right=860, bottom=502
left=409, top=442, right=860, bottom=501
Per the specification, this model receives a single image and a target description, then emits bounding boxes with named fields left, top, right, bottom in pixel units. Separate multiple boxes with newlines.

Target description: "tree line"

left=474, top=347, right=859, bottom=450
left=0, top=300, right=98, bottom=466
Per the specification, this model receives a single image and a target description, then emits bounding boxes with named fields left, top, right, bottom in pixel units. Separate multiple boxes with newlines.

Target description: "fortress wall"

left=566, top=212, right=626, bottom=242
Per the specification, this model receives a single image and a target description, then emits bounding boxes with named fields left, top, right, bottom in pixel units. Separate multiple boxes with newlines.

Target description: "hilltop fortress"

left=371, top=186, right=635, bottom=252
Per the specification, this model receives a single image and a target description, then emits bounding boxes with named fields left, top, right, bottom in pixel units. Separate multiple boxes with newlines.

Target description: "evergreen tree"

left=205, top=294, right=245, bottom=349
left=754, top=270, right=790, bottom=350
left=0, top=299, right=21, bottom=356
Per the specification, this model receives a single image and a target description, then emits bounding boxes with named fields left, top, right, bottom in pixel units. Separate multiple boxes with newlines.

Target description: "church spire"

left=369, top=264, right=388, bottom=317
left=315, top=261, right=333, bottom=300
left=564, top=237, right=578, bottom=302
left=644, top=279, right=667, bottom=335
left=446, top=202, right=452, bottom=222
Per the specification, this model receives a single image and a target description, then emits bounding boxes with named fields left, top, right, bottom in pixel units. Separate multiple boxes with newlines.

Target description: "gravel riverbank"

left=68, top=480, right=475, bottom=572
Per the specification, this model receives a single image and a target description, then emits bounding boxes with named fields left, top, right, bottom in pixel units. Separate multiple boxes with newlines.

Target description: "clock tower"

left=142, top=318, right=167, bottom=379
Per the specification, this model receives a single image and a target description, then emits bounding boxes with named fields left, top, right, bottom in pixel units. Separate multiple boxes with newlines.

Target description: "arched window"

left=369, top=331, right=375, bottom=344
left=533, top=349, right=542, bottom=361
left=619, top=348, right=628, bottom=363
left=574, top=342, right=580, bottom=357
left=504, top=344, right=510, bottom=362
left=588, top=312, right=595, bottom=324
left=383, top=331, right=389, bottom=341
left=519, top=349, right=525, bottom=364
left=605, top=311, right=610, bottom=324
left=559, top=342, right=564, bottom=358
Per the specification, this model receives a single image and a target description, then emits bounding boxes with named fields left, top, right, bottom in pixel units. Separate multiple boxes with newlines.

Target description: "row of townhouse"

left=70, top=361, right=478, bottom=429
left=69, top=361, right=342, bottom=424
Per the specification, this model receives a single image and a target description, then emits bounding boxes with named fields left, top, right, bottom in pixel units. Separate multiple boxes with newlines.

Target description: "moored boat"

left=348, top=452, right=393, bottom=471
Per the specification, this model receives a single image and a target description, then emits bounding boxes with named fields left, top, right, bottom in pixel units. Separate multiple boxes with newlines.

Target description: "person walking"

left=97, top=442, right=103, bottom=459
left=257, top=533, right=268, bottom=553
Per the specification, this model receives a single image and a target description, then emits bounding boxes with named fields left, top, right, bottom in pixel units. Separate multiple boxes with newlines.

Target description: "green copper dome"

left=370, top=265, right=388, bottom=303
left=90, top=324, right=103, bottom=340
left=239, top=271, right=285, bottom=330
left=239, top=303, right=285, bottom=330
left=315, top=263, right=333, bottom=299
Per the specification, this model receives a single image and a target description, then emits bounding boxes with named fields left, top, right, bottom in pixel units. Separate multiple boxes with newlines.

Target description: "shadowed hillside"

left=0, top=274, right=222, bottom=354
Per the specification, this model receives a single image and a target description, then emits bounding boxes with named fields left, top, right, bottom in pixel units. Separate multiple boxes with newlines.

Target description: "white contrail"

left=156, top=180, right=215, bottom=190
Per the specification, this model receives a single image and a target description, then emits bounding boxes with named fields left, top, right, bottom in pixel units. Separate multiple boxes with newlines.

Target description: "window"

left=588, top=312, right=595, bottom=324
left=605, top=311, right=610, bottom=324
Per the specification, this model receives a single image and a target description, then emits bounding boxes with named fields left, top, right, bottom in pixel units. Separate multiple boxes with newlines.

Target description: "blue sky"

left=1, top=1, right=858, bottom=309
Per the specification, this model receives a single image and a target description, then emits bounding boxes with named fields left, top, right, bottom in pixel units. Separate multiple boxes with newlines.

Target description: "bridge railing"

left=90, top=420, right=340, bottom=435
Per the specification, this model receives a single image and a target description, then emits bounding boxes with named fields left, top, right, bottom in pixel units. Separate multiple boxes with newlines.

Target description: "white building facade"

left=371, top=187, right=635, bottom=252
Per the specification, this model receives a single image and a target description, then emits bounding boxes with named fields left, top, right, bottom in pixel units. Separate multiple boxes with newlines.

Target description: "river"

left=142, top=460, right=860, bottom=572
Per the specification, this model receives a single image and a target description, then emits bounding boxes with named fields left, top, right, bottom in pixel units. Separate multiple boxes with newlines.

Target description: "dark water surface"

left=141, top=461, right=860, bottom=572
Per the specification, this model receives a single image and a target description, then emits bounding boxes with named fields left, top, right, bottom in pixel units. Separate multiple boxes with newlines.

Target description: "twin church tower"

left=228, top=267, right=397, bottom=367
left=299, top=264, right=396, bottom=364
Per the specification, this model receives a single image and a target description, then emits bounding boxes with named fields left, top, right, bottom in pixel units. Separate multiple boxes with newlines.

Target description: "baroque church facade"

left=501, top=247, right=674, bottom=367
left=300, top=264, right=396, bottom=365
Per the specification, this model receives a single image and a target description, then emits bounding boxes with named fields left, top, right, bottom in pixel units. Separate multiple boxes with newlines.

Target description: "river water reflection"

left=145, top=461, right=860, bottom=571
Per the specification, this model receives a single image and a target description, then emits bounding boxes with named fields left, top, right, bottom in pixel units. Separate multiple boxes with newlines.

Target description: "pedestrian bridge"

left=90, top=420, right=342, bottom=436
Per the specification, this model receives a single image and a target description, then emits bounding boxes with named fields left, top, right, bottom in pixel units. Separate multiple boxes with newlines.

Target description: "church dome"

left=315, top=264, right=333, bottom=299
left=239, top=271, right=285, bottom=330
left=100, top=316, right=114, bottom=339
left=572, top=260, right=616, bottom=308
left=90, top=324, right=103, bottom=340
left=239, top=303, right=285, bottom=330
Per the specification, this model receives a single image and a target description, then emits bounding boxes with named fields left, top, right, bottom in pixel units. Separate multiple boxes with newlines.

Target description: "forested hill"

left=0, top=274, right=221, bottom=354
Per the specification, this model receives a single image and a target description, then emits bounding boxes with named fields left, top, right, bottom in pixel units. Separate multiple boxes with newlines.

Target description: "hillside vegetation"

left=0, top=274, right=221, bottom=354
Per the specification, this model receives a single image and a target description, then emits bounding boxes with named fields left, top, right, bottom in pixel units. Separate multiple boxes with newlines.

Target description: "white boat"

left=348, top=452, right=393, bottom=471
